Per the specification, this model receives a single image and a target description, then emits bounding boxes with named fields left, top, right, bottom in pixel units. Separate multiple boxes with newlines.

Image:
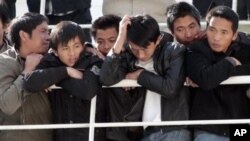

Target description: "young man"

left=166, top=2, right=202, bottom=46
left=23, top=21, right=105, bottom=141
left=0, top=1, right=12, bottom=53
left=90, top=14, right=121, bottom=59
left=100, top=14, right=190, bottom=141
left=90, top=14, right=146, bottom=141
left=0, top=12, right=52, bottom=141
left=186, top=6, right=250, bottom=141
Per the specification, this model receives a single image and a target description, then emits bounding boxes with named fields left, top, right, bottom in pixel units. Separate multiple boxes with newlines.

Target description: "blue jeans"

left=141, top=129, right=191, bottom=141
left=194, top=130, right=229, bottom=141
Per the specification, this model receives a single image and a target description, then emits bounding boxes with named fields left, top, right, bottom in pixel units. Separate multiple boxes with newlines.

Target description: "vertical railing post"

left=232, top=0, right=237, bottom=12
left=40, top=0, right=46, bottom=15
left=89, top=96, right=97, bottom=141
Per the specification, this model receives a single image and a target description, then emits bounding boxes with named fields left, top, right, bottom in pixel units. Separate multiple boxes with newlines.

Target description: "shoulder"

left=187, top=39, right=211, bottom=55
left=162, top=42, right=185, bottom=58
left=236, top=32, right=250, bottom=46
left=36, top=53, right=62, bottom=69
left=0, top=49, right=21, bottom=74
left=0, top=48, right=18, bottom=64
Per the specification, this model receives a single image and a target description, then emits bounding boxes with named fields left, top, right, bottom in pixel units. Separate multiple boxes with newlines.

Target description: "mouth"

left=69, top=58, right=77, bottom=64
left=211, top=43, right=221, bottom=48
left=43, top=42, right=50, bottom=47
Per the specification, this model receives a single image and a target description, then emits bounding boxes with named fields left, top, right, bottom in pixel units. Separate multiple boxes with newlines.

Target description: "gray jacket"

left=0, top=38, right=12, bottom=54
left=0, top=48, right=52, bottom=141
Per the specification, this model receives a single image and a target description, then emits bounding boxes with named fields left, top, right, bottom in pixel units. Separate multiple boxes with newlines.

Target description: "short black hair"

left=206, top=6, right=239, bottom=33
left=8, top=12, right=49, bottom=50
left=166, top=2, right=201, bottom=33
left=91, top=14, right=121, bottom=39
left=127, top=14, right=160, bottom=48
left=50, top=21, right=85, bottom=50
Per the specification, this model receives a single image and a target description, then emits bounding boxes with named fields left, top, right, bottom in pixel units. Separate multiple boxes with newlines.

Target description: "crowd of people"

left=0, top=0, right=250, bottom=141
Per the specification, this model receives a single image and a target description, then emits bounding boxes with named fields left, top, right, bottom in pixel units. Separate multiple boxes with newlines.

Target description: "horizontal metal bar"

left=1, top=119, right=250, bottom=130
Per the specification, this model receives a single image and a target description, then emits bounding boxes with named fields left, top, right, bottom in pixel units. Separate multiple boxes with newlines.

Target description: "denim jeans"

left=141, top=129, right=191, bottom=141
left=194, top=130, right=229, bottom=141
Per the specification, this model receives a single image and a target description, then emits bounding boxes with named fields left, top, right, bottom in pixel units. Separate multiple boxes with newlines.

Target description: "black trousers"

left=47, top=8, right=92, bottom=42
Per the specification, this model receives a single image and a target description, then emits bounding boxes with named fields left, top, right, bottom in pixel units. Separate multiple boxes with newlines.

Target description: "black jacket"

left=23, top=53, right=105, bottom=141
left=100, top=87, right=146, bottom=141
left=186, top=35, right=250, bottom=136
left=100, top=35, right=189, bottom=131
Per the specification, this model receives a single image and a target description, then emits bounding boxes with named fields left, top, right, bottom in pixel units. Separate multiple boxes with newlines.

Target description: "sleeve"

left=23, top=67, right=68, bottom=92
left=0, top=60, right=26, bottom=115
left=100, top=54, right=128, bottom=86
left=185, top=43, right=236, bottom=90
left=137, top=45, right=185, bottom=99
left=59, top=68, right=101, bottom=100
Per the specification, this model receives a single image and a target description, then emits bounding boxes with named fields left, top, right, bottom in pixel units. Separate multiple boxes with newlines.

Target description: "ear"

left=52, top=49, right=58, bottom=56
left=19, top=30, right=29, bottom=41
left=232, top=31, right=238, bottom=41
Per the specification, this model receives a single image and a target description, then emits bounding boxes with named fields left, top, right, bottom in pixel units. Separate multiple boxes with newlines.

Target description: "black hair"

left=166, top=2, right=201, bottom=33
left=127, top=14, right=160, bottom=48
left=50, top=21, right=85, bottom=50
left=206, top=6, right=239, bottom=33
left=8, top=12, right=49, bottom=50
left=91, top=14, right=121, bottom=39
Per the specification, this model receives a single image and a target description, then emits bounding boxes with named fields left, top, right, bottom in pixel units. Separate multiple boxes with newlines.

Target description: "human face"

left=26, top=21, right=50, bottom=54
left=54, top=36, right=84, bottom=67
left=95, top=27, right=118, bottom=55
left=207, top=17, right=237, bottom=53
left=173, top=15, right=200, bottom=45
left=128, top=41, right=158, bottom=62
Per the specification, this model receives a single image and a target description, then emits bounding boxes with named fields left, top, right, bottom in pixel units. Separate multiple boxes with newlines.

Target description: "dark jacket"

left=27, top=0, right=91, bottom=15
left=186, top=35, right=250, bottom=136
left=100, top=87, right=146, bottom=141
left=23, top=52, right=105, bottom=141
left=100, top=35, right=189, bottom=132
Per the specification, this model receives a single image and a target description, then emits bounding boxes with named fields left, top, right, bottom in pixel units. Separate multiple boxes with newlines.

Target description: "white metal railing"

left=1, top=76, right=250, bottom=141
left=48, top=21, right=250, bottom=29
left=0, top=1, right=243, bottom=141
left=232, top=0, right=237, bottom=12
left=40, top=0, right=46, bottom=15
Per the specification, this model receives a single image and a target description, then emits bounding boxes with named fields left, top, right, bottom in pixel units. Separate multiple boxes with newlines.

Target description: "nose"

left=137, top=50, right=145, bottom=60
left=185, top=29, right=192, bottom=38
left=104, top=42, right=111, bottom=49
left=214, top=33, right=221, bottom=41
left=69, top=48, right=75, bottom=56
